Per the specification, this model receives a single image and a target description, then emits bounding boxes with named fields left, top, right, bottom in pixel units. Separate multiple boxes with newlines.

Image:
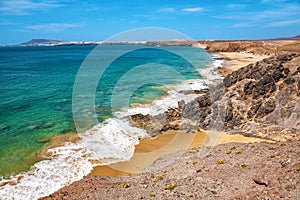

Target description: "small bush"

left=217, top=159, right=224, bottom=164
left=149, top=192, right=155, bottom=197
left=156, top=176, right=163, bottom=181
left=165, top=183, right=176, bottom=190
left=230, top=146, right=236, bottom=150
left=235, top=150, right=242, bottom=154
left=149, top=172, right=154, bottom=179
left=121, top=183, right=130, bottom=188
left=225, top=151, right=231, bottom=154
left=192, top=161, right=197, bottom=165
left=240, top=163, right=248, bottom=168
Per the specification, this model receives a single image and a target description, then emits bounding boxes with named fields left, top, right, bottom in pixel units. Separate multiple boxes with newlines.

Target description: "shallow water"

left=0, top=45, right=212, bottom=178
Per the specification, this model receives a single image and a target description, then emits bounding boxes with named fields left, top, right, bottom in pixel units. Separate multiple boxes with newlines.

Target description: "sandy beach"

left=90, top=130, right=266, bottom=177
left=60, top=42, right=272, bottom=178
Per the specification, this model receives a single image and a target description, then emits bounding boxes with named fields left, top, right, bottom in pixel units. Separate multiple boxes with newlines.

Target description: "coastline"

left=89, top=45, right=269, bottom=178
left=2, top=40, right=299, bottom=199
left=42, top=40, right=300, bottom=199
left=0, top=44, right=220, bottom=199
left=90, top=130, right=266, bottom=177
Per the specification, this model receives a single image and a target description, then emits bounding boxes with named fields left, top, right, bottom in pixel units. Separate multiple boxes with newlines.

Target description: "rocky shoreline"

left=43, top=40, right=300, bottom=199
left=129, top=53, right=300, bottom=141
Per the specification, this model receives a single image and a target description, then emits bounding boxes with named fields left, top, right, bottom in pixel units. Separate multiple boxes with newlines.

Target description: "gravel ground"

left=43, top=140, right=300, bottom=200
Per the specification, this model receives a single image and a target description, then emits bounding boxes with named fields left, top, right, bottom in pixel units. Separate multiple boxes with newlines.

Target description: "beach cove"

left=44, top=40, right=300, bottom=199
left=1, top=39, right=299, bottom=199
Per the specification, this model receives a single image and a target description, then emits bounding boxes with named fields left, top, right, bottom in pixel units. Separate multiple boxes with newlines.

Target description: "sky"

left=0, top=0, right=300, bottom=44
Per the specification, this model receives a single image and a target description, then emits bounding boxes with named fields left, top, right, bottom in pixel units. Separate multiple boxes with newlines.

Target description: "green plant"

left=121, top=183, right=130, bottom=188
left=230, top=146, right=236, bottom=150
left=206, top=146, right=211, bottom=149
left=156, top=176, right=163, bottom=181
left=165, top=183, right=176, bottom=190
left=235, top=150, right=242, bottom=154
left=225, top=151, right=231, bottom=154
left=149, top=192, right=155, bottom=197
left=149, top=172, right=154, bottom=178
left=240, top=163, right=248, bottom=168
left=217, top=159, right=224, bottom=164
left=192, top=161, right=197, bottom=165
left=162, top=169, right=168, bottom=173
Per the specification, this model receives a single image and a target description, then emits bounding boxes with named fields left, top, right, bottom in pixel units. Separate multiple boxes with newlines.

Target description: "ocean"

left=0, top=45, right=218, bottom=199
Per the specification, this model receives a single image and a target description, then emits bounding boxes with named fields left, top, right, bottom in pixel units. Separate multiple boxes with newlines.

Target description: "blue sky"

left=0, top=0, right=300, bottom=44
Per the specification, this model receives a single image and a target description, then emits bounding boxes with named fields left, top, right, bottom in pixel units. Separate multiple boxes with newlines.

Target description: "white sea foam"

left=0, top=119, right=148, bottom=200
left=0, top=143, right=94, bottom=199
left=0, top=56, right=223, bottom=200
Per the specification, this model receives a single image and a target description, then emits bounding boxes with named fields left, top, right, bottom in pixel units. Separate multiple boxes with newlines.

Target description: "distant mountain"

left=19, top=39, right=66, bottom=46
left=267, top=34, right=300, bottom=40
left=17, top=39, right=103, bottom=46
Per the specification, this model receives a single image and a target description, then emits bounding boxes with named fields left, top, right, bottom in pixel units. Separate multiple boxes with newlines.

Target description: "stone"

left=256, top=99, right=276, bottom=118
left=243, top=81, right=255, bottom=95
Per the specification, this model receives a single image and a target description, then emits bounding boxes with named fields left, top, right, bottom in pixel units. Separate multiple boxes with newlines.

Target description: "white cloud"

left=261, top=0, right=300, bottom=4
left=0, top=0, right=62, bottom=15
left=216, top=3, right=300, bottom=29
left=20, top=23, right=84, bottom=32
left=181, top=7, right=204, bottom=12
left=158, top=7, right=176, bottom=12
left=216, top=5, right=300, bottom=21
left=268, top=19, right=300, bottom=26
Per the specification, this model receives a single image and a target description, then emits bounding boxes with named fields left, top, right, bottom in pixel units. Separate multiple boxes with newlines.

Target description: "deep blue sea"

left=0, top=45, right=213, bottom=178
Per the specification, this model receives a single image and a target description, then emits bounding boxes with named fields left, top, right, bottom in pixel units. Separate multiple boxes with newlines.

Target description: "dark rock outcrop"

left=129, top=54, right=300, bottom=141
left=221, top=54, right=300, bottom=140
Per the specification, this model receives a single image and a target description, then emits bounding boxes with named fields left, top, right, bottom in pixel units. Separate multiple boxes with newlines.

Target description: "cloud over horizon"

left=0, top=0, right=62, bottom=15
left=20, top=23, right=84, bottom=32
left=181, top=7, right=204, bottom=12
left=0, top=0, right=299, bottom=44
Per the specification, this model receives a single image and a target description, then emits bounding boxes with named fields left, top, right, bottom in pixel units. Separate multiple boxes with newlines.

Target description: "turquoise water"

left=0, top=45, right=212, bottom=177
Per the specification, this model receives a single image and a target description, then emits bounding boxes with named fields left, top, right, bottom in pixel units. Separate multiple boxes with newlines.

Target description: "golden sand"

left=91, top=130, right=264, bottom=177
left=219, top=52, right=268, bottom=71
left=91, top=130, right=205, bottom=176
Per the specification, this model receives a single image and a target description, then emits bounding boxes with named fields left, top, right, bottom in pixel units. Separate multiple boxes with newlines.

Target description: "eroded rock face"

left=129, top=54, right=300, bottom=141
left=222, top=54, right=300, bottom=140
left=129, top=92, right=213, bottom=135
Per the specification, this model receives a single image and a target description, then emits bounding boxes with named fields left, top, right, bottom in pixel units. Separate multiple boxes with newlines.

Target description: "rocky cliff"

left=130, top=53, right=300, bottom=141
